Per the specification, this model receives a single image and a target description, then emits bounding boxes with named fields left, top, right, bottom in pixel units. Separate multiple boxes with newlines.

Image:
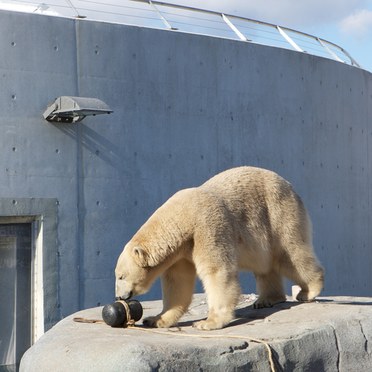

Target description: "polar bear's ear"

left=132, top=246, right=149, bottom=267
left=132, top=246, right=160, bottom=268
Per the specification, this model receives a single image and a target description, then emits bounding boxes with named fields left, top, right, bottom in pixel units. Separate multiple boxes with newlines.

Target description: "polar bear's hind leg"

left=254, top=269, right=287, bottom=308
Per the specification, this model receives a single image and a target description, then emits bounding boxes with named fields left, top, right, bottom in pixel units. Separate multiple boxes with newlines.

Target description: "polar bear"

left=115, top=166, right=324, bottom=330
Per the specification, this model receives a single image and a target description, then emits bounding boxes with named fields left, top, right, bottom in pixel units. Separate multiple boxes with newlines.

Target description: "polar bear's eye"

left=118, top=274, right=125, bottom=280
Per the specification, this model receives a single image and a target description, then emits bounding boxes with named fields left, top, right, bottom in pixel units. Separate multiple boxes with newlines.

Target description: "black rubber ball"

left=102, top=300, right=143, bottom=327
left=102, top=302, right=126, bottom=327
left=126, top=299, right=143, bottom=322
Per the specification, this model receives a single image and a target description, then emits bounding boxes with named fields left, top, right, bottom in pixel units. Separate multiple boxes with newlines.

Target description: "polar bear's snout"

left=115, top=278, right=133, bottom=300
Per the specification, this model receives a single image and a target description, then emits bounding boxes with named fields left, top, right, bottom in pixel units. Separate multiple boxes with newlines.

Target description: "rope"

left=73, top=300, right=135, bottom=327
left=118, top=300, right=136, bottom=327
left=72, top=316, right=275, bottom=372
left=73, top=317, right=105, bottom=324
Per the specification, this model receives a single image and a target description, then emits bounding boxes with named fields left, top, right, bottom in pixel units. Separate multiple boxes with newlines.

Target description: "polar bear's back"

left=200, top=166, right=295, bottom=207
left=201, top=166, right=287, bottom=194
left=198, top=166, right=311, bottom=250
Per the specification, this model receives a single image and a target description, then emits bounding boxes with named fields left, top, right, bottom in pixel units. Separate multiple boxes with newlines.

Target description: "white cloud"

left=340, top=9, right=372, bottom=39
left=173, top=0, right=367, bottom=28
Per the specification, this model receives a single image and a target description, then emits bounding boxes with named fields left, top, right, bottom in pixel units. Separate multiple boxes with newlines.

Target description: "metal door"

left=0, top=224, right=32, bottom=372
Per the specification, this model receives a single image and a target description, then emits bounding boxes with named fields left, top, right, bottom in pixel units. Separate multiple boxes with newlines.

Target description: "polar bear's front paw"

left=143, top=315, right=174, bottom=328
left=142, top=315, right=158, bottom=327
left=193, top=319, right=225, bottom=330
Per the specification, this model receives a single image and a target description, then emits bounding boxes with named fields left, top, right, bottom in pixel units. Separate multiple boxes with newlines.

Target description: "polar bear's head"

left=115, top=242, right=159, bottom=300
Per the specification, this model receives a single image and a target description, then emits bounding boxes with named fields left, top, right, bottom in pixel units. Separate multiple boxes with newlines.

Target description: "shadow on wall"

left=51, top=122, right=123, bottom=169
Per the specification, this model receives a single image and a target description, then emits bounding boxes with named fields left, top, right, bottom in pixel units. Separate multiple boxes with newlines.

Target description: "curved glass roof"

left=0, top=0, right=360, bottom=68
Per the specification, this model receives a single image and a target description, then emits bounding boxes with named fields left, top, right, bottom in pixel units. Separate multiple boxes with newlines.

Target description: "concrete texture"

left=20, top=293, right=372, bottom=371
left=1, top=9, right=372, bottom=329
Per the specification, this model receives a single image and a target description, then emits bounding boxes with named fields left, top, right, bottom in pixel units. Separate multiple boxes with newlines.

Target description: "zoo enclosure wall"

left=0, top=9, right=371, bottom=330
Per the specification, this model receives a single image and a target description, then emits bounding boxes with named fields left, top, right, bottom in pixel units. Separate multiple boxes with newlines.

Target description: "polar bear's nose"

left=115, top=277, right=133, bottom=299
left=125, top=290, right=133, bottom=300
left=115, top=291, right=133, bottom=301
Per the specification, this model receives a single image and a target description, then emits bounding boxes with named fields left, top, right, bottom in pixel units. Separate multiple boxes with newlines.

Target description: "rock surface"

left=21, top=294, right=372, bottom=371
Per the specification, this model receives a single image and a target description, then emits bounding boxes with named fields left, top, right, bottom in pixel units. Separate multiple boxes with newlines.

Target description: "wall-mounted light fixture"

left=43, top=96, right=113, bottom=123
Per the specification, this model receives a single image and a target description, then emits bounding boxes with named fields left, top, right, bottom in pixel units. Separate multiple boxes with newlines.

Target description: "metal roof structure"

left=1, top=0, right=360, bottom=68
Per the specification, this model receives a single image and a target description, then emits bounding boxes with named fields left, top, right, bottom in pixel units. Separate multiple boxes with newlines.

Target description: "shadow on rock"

left=230, top=301, right=303, bottom=327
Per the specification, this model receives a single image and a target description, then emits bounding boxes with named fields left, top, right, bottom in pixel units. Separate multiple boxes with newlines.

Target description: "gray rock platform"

left=21, top=294, right=372, bottom=371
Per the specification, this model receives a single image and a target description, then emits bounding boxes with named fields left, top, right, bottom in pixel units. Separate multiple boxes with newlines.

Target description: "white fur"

left=115, top=166, right=324, bottom=330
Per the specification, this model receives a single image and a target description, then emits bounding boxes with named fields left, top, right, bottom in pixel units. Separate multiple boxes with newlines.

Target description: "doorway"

left=0, top=224, right=32, bottom=372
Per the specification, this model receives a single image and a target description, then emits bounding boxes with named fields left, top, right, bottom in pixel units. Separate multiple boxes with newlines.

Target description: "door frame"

left=0, top=198, right=59, bottom=342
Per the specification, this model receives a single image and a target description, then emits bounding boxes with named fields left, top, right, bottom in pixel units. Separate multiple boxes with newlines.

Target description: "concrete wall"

left=1, top=10, right=372, bottom=326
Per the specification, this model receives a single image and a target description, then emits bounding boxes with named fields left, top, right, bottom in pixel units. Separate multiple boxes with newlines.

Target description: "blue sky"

left=176, top=0, right=372, bottom=72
